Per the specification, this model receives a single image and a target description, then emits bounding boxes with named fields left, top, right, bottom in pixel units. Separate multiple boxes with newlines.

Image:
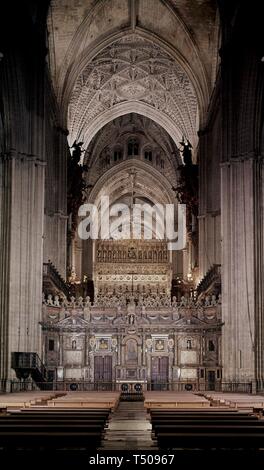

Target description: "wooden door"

left=94, top=356, right=112, bottom=389
left=207, top=370, right=216, bottom=391
left=151, top=356, right=169, bottom=390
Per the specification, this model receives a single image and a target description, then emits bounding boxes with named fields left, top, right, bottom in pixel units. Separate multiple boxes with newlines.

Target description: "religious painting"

left=98, top=338, right=109, bottom=350
left=155, top=339, right=165, bottom=351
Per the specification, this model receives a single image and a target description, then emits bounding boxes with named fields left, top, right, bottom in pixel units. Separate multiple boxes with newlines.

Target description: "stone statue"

left=54, top=295, right=60, bottom=307
left=211, top=294, right=217, bottom=306
left=77, top=296, right=83, bottom=307
left=70, top=296, right=76, bottom=307
left=71, top=141, right=85, bottom=164
left=85, top=296, right=91, bottom=308
left=47, top=294, right=54, bottom=306
left=172, top=296, right=178, bottom=308
left=180, top=296, right=187, bottom=307
left=128, top=313, right=135, bottom=325
left=204, top=295, right=211, bottom=307
left=179, top=138, right=193, bottom=166
left=84, top=303, right=91, bottom=322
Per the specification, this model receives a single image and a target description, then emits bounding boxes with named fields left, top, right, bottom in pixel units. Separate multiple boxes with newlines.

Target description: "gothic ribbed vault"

left=68, top=33, right=199, bottom=148
left=47, top=0, right=220, bottom=150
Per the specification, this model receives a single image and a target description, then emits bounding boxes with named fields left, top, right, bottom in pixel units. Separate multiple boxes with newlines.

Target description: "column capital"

left=1, top=149, right=46, bottom=165
left=221, top=155, right=256, bottom=166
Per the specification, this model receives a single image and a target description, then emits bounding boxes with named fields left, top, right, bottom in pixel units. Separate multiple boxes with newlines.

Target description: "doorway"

left=94, top=356, right=112, bottom=390
left=207, top=370, right=216, bottom=391
left=151, top=356, right=169, bottom=390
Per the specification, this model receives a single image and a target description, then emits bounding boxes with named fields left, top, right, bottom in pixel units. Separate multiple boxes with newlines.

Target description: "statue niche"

left=125, top=338, right=138, bottom=364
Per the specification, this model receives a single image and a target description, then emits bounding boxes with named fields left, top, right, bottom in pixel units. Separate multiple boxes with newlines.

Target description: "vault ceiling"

left=68, top=34, right=198, bottom=149
left=47, top=0, right=220, bottom=148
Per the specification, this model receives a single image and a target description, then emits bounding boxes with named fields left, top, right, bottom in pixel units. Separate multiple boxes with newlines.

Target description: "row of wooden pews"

left=0, top=391, right=65, bottom=409
left=149, top=408, right=264, bottom=449
left=144, top=391, right=210, bottom=409
left=204, top=392, right=264, bottom=410
left=46, top=391, right=120, bottom=410
left=0, top=392, right=120, bottom=451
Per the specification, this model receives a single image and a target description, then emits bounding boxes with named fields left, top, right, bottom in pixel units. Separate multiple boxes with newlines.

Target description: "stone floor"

left=100, top=401, right=157, bottom=450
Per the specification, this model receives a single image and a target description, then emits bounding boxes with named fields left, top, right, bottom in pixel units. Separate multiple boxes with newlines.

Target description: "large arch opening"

left=69, top=113, right=184, bottom=307
left=40, top=0, right=223, bottom=390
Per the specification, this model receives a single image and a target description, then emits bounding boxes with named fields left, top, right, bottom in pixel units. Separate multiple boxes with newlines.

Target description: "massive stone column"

left=9, top=152, right=45, bottom=369
left=253, top=158, right=264, bottom=391
left=0, top=2, right=63, bottom=388
left=221, top=157, right=264, bottom=389
left=0, top=151, right=45, bottom=386
left=0, top=154, right=12, bottom=387
left=221, top=158, right=256, bottom=384
left=219, top=2, right=264, bottom=389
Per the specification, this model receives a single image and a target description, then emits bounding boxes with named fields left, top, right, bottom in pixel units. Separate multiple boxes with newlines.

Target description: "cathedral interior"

left=0, top=0, right=263, bottom=401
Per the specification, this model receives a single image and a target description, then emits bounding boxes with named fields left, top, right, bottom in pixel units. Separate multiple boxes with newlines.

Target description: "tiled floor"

left=100, top=402, right=157, bottom=450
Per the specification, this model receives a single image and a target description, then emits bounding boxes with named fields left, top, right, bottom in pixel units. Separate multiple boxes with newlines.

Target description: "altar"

left=116, top=380, right=147, bottom=393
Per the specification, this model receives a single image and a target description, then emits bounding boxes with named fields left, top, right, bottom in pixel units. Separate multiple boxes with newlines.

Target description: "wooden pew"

left=150, top=407, right=264, bottom=450
left=144, top=392, right=211, bottom=410
left=0, top=411, right=110, bottom=426
left=0, top=419, right=108, bottom=428
left=154, top=425, right=264, bottom=434
left=0, top=431, right=102, bottom=450
left=156, top=432, right=264, bottom=449
left=150, top=413, right=258, bottom=421
left=46, top=392, right=120, bottom=410
left=11, top=409, right=110, bottom=415
left=152, top=419, right=261, bottom=428
left=0, top=404, right=112, bottom=451
left=149, top=408, right=253, bottom=415
left=150, top=413, right=256, bottom=419
left=0, top=392, right=66, bottom=409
